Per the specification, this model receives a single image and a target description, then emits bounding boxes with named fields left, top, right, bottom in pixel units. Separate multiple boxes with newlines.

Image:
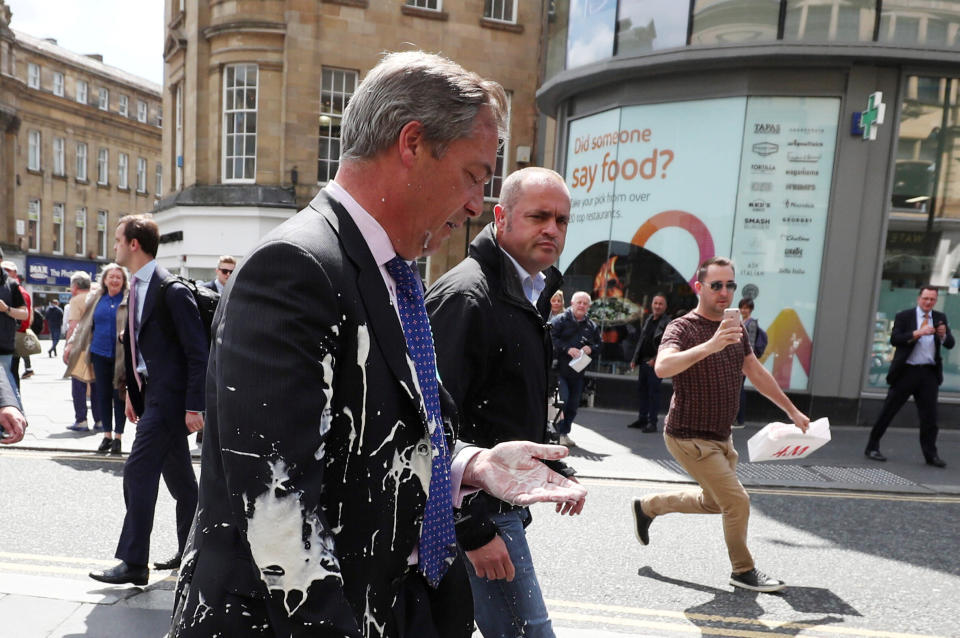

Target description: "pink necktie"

left=128, top=279, right=142, bottom=389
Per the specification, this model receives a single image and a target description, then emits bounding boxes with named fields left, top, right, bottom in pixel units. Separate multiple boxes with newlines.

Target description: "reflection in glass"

left=878, top=1, right=960, bottom=48
left=566, top=0, right=617, bottom=70
left=690, top=0, right=781, bottom=45
left=872, top=75, right=960, bottom=392
left=783, top=0, right=875, bottom=42
left=545, top=0, right=570, bottom=80
left=615, top=0, right=689, bottom=55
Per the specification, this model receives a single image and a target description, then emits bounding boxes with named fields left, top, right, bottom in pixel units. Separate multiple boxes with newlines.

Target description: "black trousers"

left=868, top=364, right=940, bottom=460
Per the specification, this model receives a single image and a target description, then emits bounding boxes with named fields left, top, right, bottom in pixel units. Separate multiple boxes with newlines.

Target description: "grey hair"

left=340, top=51, right=508, bottom=161
left=70, top=271, right=92, bottom=290
left=498, top=167, right=569, bottom=213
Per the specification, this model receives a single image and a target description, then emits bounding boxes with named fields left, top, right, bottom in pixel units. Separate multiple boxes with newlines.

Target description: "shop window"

left=783, top=0, right=875, bottom=43
left=318, top=67, right=356, bottom=184
left=690, top=0, right=781, bottom=45
left=870, top=75, right=960, bottom=392
left=615, top=0, right=689, bottom=55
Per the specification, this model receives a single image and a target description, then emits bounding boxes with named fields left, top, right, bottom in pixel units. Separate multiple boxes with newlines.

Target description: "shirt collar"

left=326, top=181, right=396, bottom=267
left=500, top=247, right=545, bottom=301
left=132, top=260, right=157, bottom=285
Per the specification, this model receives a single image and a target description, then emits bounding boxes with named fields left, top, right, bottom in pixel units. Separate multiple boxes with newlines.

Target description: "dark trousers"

left=636, top=361, right=662, bottom=426
left=867, top=364, right=940, bottom=460
left=90, top=352, right=126, bottom=435
left=72, top=377, right=101, bottom=424
left=116, top=393, right=198, bottom=566
left=49, top=328, right=61, bottom=355
left=557, top=373, right=584, bottom=435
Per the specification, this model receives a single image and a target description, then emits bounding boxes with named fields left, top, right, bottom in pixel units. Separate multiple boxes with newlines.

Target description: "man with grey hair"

left=64, top=271, right=100, bottom=431
left=551, top=291, right=601, bottom=446
left=427, top=167, right=581, bottom=638
left=171, top=52, right=585, bottom=638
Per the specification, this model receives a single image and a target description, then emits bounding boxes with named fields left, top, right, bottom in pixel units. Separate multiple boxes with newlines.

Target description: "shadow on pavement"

left=566, top=446, right=609, bottom=462
left=58, top=605, right=170, bottom=638
left=638, top=566, right=854, bottom=635
left=52, top=455, right=125, bottom=477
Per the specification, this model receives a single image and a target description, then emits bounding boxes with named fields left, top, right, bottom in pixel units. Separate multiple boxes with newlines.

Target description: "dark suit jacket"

left=171, top=191, right=462, bottom=638
left=886, top=307, right=955, bottom=386
left=631, top=312, right=669, bottom=366
left=121, top=264, right=207, bottom=419
left=202, top=279, right=219, bottom=293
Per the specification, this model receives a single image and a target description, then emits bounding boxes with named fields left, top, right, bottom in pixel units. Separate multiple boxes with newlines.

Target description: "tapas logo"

left=751, top=182, right=773, bottom=192
left=787, top=139, right=823, bottom=147
left=754, top=123, right=780, bottom=135
left=752, top=142, right=779, bottom=156
left=784, top=199, right=814, bottom=209
left=782, top=215, right=813, bottom=225
left=787, top=152, right=821, bottom=163
left=784, top=247, right=804, bottom=258
left=748, top=199, right=770, bottom=210
left=786, top=183, right=816, bottom=191
left=751, top=163, right=775, bottom=174
left=745, top=217, right=771, bottom=229
left=786, top=168, right=819, bottom=177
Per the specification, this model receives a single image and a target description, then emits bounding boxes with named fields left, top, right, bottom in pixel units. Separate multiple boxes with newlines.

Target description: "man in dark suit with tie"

left=169, top=51, right=585, bottom=638
left=865, top=285, right=954, bottom=467
left=89, top=214, right=209, bottom=586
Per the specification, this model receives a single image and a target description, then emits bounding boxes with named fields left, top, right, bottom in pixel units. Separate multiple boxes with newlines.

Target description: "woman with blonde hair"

left=64, top=263, right=129, bottom=455
left=549, top=289, right=565, bottom=320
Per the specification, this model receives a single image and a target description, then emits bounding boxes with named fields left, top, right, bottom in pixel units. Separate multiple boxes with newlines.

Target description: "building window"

left=615, top=0, right=690, bottom=55
left=222, top=63, right=258, bottom=182
left=155, top=163, right=163, bottom=196
left=484, top=0, right=516, bottom=23
left=118, top=95, right=128, bottom=117
left=97, top=210, right=108, bottom=258
left=175, top=84, right=183, bottom=190
left=75, top=207, right=87, bottom=256
left=318, top=67, right=357, bottom=184
left=690, top=0, right=781, bottom=46
left=52, top=203, right=64, bottom=254
left=784, top=0, right=875, bottom=43
left=27, top=200, right=40, bottom=252
left=97, top=148, right=108, bottom=185
left=53, top=72, right=64, bottom=97
left=27, top=63, right=40, bottom=89
left=485, top=93, right=511, bottom=200
left=76, top=142, right=88, bottom=181
left=77, top=80, right=88, bottom=104
left=118, top=153, right=128, bottom=189
left=98, top=87, right=108, bottom=110
left=137, top=100, right=147, bottom=123
left=53, top=137, right=65, bottom=176
left=407, top=0, right=440, bottom=9
left=27, top=130, right=41, bottom=171
left=137, top=157, right=147, bottom=192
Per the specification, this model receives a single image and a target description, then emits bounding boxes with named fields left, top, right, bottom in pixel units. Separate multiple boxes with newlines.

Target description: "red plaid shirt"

left=660, top=311, right=751, bottom=441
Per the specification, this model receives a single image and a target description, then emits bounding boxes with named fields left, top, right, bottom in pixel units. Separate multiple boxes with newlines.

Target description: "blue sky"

left=7, top=0, right=164, bottom=85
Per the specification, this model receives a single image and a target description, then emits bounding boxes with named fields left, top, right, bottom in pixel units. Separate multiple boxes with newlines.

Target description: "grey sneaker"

left=730, top=568, right=785, bottom=592
left=631, top=499, right=653, bottom=545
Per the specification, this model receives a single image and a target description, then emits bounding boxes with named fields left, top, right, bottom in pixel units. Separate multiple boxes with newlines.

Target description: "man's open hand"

left=463, top=441, right=587, bottom=507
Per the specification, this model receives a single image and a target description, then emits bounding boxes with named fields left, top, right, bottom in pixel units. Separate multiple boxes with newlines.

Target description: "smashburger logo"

left=745, top=217, right=770, bottom=228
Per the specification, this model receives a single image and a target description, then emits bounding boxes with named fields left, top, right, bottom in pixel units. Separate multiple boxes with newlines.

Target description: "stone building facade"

left=160, top=0, right=548, bottom=284
left=0, top=1, right=162, bottom=301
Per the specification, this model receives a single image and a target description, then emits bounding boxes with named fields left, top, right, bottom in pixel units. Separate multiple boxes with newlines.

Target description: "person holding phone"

left=630, top=257, right=810, bottom=593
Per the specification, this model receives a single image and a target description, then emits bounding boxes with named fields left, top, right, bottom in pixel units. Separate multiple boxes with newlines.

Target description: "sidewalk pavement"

left=3, top=352, right=958, bottom=637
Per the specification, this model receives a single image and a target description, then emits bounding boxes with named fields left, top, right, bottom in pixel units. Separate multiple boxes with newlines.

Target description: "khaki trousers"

left=641, top=434, right=753, bottom=573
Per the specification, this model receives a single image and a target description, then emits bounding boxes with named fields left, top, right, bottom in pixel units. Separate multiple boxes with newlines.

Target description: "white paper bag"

left=747, top=417, right=830, bottom=462
left=569, top=352, right=591, bottom=373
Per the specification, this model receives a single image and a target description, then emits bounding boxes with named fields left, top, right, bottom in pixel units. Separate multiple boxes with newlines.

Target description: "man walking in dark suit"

left=865, top=285, right=954, bottom=467
left=169, top=51, right=585, bottom=638
left=89, top=214, right=208, bottom=586
left=628, top=293, right=669, bottom=433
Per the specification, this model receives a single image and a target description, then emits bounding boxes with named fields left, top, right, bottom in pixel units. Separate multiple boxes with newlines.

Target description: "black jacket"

left=0, top=271, right=25, bottom=355
left=886, top=307, right=955, bottom=386
left=550, top=308, right=602, bottom=378
left=631, top=312, right=669, bottom=365
left=426, top=222, right=564, bottom=550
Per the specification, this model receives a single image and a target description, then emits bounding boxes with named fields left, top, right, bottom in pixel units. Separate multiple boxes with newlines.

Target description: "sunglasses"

left=707, top=281, right=737, bottom=292
left=218, top=268, right=234, bottom=274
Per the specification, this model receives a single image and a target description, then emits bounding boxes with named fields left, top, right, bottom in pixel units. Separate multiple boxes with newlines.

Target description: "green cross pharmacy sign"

left=856, top=91, right=886, bottom=141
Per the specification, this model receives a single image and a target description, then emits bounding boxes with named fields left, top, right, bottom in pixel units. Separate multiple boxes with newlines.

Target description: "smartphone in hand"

left=723, top=307, right=741, bottom=324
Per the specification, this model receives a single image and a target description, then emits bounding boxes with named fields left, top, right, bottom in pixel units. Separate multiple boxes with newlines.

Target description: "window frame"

left=98, top=87, right=109, bottom=111
left=27, top=200, right=40, bottom=252
left=483, top=0, right=517, bottom=23
left=27, top=63, right=40, bottom=89
left=118, top=152, right=129, bottom=189
left=118, top=94, right=128, bottom=117
left=75, top=207, right=87, bottom=257
left=76, top=142, right=88, bottom=181
left=27, top=129, right=41, bottom=171
left=317, top=67, right=358, bottom=185
left=221, top=63, right=259, bottom=184
left=137, top=157, right=147, bottom=193
left=52, top=202, right=65, bottom=255
left=484, top=92, right=512, bottom=202
left=97, top=148, right=109, bottom=185
left=77, top=80, right=88, bottom=104
left=53, top=72, right=64, bottom=97
left=97, top=210, right=108, bottom=259
left=406, top=0, right=441, bottom=10
left=137, top=100, right=148, bottom=123
left=155, top=163, right=163, bottom=196
left=53, top=137, right=65, bottom=176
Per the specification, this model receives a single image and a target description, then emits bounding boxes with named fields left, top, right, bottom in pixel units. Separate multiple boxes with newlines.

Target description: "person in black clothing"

left=628, top=293, right=669, bottom=432
left=46, top=300, right=64, bottom=357
left=550, top=292, right=602, bottom=447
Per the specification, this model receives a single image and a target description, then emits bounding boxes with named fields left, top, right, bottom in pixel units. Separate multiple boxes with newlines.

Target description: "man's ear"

left=397, top=120, right=428, bottom=167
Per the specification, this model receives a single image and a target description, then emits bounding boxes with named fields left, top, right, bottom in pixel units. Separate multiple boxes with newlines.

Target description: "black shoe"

left=865, top=449, right=886, bottom=462
left=110, top=439, right=122, bottom=455
left=631, top=498, right=653, bottom=545
left=153, top=553, right=182, bottom=570
left=641, top=424, right=658, bottom=433
left=96, top=438, right=112, bottom=454
left=730, top=568, right=785, bottom=592
left=926, top=456, right=947, bottom=468
left=89, top=561, right=148, bottom=586
left=627, top=420, right=645, bottom=429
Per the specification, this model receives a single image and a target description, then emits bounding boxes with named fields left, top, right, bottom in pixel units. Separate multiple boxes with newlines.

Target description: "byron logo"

left=752, top=142, right=779, bottom=156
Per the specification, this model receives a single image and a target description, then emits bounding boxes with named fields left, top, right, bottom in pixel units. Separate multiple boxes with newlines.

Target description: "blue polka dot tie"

left=385, top=256, right=456, bottom=588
